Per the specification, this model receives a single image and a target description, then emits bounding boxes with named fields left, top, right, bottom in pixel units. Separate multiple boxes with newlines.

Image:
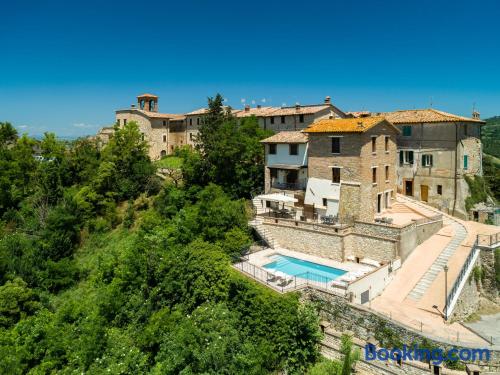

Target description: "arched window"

left=140, top=99, right=145, bottom=109
left=149, top=100, right=155, bottom=111
left=160, top=150, right=167, bottom=158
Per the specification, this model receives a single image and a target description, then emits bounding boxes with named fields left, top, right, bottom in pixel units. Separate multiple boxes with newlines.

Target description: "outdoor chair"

left=278, top=278, right=293, bottom=287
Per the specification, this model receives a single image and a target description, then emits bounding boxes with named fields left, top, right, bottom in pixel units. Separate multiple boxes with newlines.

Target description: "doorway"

left=377, top=194, right=382, bottom=213
left=404, top=180, right=413, bottom=196
left=420, top=185, right=429, bottom=202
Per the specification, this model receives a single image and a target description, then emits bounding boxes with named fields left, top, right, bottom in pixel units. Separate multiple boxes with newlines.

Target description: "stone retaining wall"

left=450, top=258, right=481, bottom=321
left=301, top=288, right=500, bottom=367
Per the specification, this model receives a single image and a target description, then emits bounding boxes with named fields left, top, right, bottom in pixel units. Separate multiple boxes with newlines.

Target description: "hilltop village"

left=99, top=94, right=484, bottom=219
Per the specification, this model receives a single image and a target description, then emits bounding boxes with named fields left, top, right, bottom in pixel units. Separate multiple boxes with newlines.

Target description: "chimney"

left=324, top=96, right=331, bottom=104
left=472, top=110, right=480, bottom=120
left=244, top=104, right=250, bottom=112
left=295, top=103, right=300, bottom=111
left=257, top=104, right=262, bottom=109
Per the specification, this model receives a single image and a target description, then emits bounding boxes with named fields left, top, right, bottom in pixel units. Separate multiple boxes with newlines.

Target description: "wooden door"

left=420, top=185, right=429, bottom=202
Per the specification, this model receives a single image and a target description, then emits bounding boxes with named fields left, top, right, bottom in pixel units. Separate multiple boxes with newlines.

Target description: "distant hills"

left=482, top=116, right=500, bottom=158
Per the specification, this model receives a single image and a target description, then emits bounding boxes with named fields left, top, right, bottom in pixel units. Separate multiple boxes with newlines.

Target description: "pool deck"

left=247, top=247, right=373, bottom=274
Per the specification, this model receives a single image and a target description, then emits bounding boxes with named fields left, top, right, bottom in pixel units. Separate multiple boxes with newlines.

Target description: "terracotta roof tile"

left=260, top=131, right=308, bottom=143
left=304, top=116, right=392, bottom=133
left=137, top=93, right=158, bottom=98
left=382, top=109, right=484, bottom=124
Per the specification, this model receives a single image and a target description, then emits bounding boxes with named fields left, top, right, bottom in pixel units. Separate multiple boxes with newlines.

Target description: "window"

left=270, top=117, right=275, bottom=124
left=299, top=114, right=304, bottom=123
left=402, top=126, right=412, bottom=136
left=197, top=117, right=200, bottom=125
left=322, top=198, right=328, bottom=207
left=385, top=136, right=389, bottom=152
left=385, top=165, right=389, bottom=181
left=400, top=150, right=414, bottom=165
left=269, top=144, right=277, bottom=154
left=162, top=135, right=167, bottom=143
left=422, top=154, right=433, bottom=167
left=189, top=133, right=193, bottom=140
left=289, top=144, right=298, bottom=155
left=332, top=167, right=340, bottom=183
left=189, top=118, right=193, bottom=126
left=331, top=137, right=340, bottom=154
left=463, top=155, right=468, bottom=170
left=149, top=100, right=155, bottom=111
left=139, top=100, right=145, bottom=110
left=437, top=185, right=442, bottom=195
left=270, top=168, right=277, bottom=178
left=281, top=116, right=285, bottom=124
left=163, top=120, right=167, bottom=126
left=371, top=136, right=377, bottom=153
left=372, top=167, right=377, bottom=184
left=123, top=119, right=127, bottom=126
left=117, top=119, right=120, bottom=126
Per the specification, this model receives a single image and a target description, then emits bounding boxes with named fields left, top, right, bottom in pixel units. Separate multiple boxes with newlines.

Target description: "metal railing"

left=271, top=181, right=306, bottom=190
left=444, top=237, right=479, bottom=320
left=232, top=259, right=347, bottom=295
left=477, top=232, right=500, bottom=248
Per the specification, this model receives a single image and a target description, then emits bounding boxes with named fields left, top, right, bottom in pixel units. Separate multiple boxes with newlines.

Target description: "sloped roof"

left=260, top=131, right=308, bottom=143
left=137, top=93, right=158, bottom=98
left=185, top=106, right=240, bottom=116
left=304, top=116, right=396, bottom=133
left=382, top=109, right=484, bottom=124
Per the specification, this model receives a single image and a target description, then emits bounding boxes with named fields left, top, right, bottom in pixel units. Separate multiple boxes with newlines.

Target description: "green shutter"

left=399, top=151, right=404, bottom=166
left=464, top=155, right=468, bottom=170
left=409, top=151, right=414, bottom=165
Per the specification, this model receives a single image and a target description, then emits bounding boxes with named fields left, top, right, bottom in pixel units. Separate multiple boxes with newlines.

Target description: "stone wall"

left=479, top=248, right=498, bottom=301
left=450, top=262, right=481, bottom=321
left=301, top=288, right=500, bottom=365
left=343, top=233, right=397, bottom=263
left=263, top=223, right=344, bottom=260
left=321, top=329, right=457, bottom=375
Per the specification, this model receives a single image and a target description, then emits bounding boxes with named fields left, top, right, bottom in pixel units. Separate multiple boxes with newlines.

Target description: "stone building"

left=260, top=131, right=309, bottom=194
left=261, top=117, right=399, bottom=222
left=382, top=109, right=485, bottom=219
left=184, top=96, right=346, bottom=146
left=109, top=94, right=187, bottom=160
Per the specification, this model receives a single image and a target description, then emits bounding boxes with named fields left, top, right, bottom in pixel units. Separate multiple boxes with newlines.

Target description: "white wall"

left=304, top=177, right=341, bottom=216
left=266, top=143, right=307, bottom=166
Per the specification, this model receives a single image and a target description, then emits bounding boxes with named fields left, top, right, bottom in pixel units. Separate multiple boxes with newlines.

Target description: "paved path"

left=464, top=313, right=500, bottom=345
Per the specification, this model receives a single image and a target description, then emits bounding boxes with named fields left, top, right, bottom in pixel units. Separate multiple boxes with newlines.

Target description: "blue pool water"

left=263, top=255, right=346, bottom=282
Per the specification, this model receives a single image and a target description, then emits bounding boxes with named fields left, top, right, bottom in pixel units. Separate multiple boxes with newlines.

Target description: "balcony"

left=271, top=180, right=306, bottom=191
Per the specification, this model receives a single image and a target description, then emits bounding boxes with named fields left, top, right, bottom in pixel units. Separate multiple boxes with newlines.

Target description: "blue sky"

left=1, top=0, right=499, bottom=137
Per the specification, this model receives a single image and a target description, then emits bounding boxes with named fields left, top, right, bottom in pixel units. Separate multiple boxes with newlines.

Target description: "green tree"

left=0, top=278, right=41, bottom=328
left=101, top=121, right=155, bottom=200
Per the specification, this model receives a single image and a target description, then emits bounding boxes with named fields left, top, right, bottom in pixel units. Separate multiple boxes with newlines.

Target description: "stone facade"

left=306, top=119, right=399, bottom=222
left=390, top=116, right=484, bottom=219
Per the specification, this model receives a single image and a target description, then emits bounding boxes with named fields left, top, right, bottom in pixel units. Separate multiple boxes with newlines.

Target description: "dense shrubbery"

left=0, top=110, right=325, bottom=374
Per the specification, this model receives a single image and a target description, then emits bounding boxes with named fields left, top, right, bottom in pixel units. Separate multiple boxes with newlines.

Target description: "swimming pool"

left=263, top=255, right=346, bottom=282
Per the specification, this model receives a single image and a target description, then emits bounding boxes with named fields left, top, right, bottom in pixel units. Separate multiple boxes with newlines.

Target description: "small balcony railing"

left=271, top=181, right=306, bottom=190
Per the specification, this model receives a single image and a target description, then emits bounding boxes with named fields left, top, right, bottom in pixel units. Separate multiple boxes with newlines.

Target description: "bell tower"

left=137, top=93, right=158, bottom=112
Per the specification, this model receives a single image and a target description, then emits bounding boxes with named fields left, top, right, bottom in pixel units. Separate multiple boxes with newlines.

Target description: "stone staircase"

left=251, top=197, right=266, bottom=215
left=249, top=218, right=278, bottom=248
left=399, top=196, right=469, bottom=301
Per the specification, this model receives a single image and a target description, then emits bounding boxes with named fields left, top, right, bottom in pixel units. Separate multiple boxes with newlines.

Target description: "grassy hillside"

left=482, top=116, right=500, bottom=158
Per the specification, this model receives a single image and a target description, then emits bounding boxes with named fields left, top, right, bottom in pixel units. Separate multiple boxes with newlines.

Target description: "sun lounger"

left=278, top=278, right=293, bottom=287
